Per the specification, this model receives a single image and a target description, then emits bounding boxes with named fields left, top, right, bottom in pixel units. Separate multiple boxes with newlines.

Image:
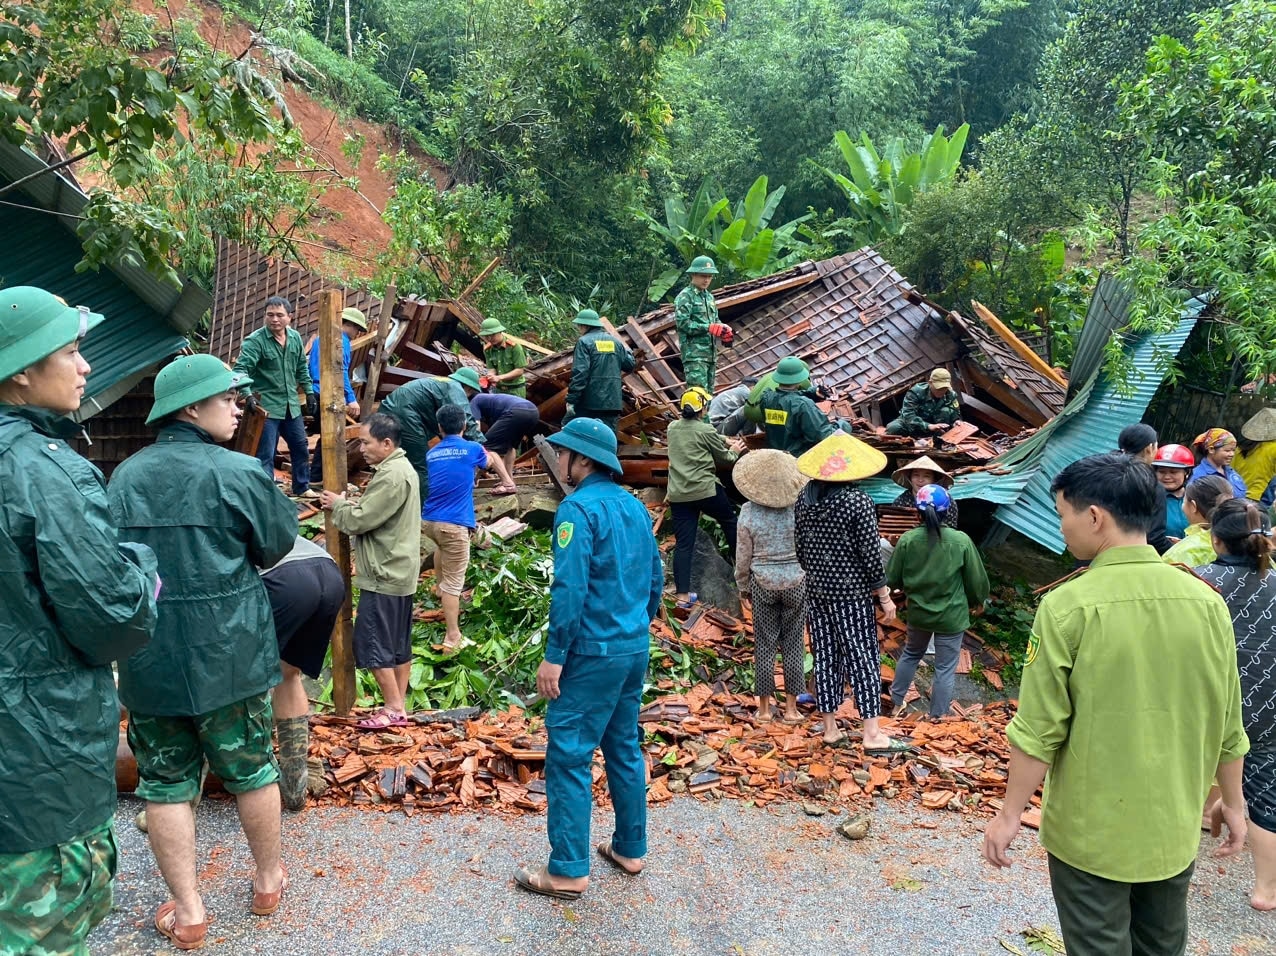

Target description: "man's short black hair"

left=364, top=413, right=400, bottom=446
left=265, top=295, right=293, bottom=314
left=437, top=404, right=466, bottom=436
left=1050, top=452, right=1156, bottom=534
left=1117, top=423, right=1157, bottom=455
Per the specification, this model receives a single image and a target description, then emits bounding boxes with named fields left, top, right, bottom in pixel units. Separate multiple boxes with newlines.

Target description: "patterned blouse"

left=735, top=502, right=805, bottom=592
left=892, top=489, right=959, bottom=528
left=1195, top=555, right=1276, bottom=751
left=794, top=483, right=886, bottom=601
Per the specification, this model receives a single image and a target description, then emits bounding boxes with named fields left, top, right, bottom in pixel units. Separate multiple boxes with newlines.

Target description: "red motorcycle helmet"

left=1152, top=443, right=1195, bottom=469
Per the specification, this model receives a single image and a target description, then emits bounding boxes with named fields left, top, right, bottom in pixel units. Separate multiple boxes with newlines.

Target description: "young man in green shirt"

left=983, top=453, right=1249, bottom=955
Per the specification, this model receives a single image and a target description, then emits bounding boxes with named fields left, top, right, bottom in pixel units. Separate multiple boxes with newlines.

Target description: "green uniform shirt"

left=885, top=525, right=989, bottom=633
left=233, top=326, right=313, bottom=419
left=761, top=388, right=836, bottom=456
left=330, top=447, right=422, bottom=596
left=888, top=383, right=961, bottom=437
left=666, top=417, right=738, bottom=503
left=1007, top=545, right=1249, bottom=882
left=485, top=339, right=528, bottom=396
left=109, top=422, right=298, bottom=716
left=566, top=329, right=635, bottom=413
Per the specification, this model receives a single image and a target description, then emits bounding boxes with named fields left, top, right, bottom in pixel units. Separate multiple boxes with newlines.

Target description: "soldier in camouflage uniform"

left=564, top=309, right=635, bottom=434
left=884, top=368, right=962, bottom=437
left=0, top=288, right=158, bottom=956
left=674, top=256, right=733, bottom=392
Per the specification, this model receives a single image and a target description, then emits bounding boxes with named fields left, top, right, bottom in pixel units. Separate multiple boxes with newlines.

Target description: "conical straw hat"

left=796, top=432, right=887, bottom=483
left=732, top=449, right=807, bottom=508
left=891, top=454, right=953, bottom=489
left=1241, top=407, right=1276, bottom=442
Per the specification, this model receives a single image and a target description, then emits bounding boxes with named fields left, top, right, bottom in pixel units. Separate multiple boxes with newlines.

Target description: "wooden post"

left=320, top=289, right=357, bottom=715
left=360, top=282, right=397, bottom=420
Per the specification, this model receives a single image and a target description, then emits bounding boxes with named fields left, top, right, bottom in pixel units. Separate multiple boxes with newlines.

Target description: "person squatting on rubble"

left=1192, top=427, right=1250, bottom=500
left=321, top=413, right=422, bottom=729
left=515, top=418, right=664, bottom=899
left=1117, top=422, right=1172, bottom=555
left=984, top=453, right=1248, bottom=955
left=377, top=368, right=490, bottom=500
left=479, top=317, right=529, bottom=398
left=1154, top=443, right=1195, bottom=542
left=233, top=295, right=316, bottom=498
left=259, top=535, right=343, bottom=810
left=667, top=386, right=744, bottom=608
left=793, top=432, right=910, bottom=754
left=761, top=356, right=839, bottom=457
left=109, top=353, right=298, bottom=951
left=564, top=309, right=635, bottom=434
left=733, top=449, right=809, bottom=724
left=891, top=455, right=959, bottom=528
left=1197, top=497, right=1276, bottom=912
left=0, top=288, right=159, bottom=956
left=708, top=379, right=755, bottom=436
left=306, top=306, right=366, bottom=482
left=674, top=256, right=732, bottom=391
left=886, top=483, right=989, bottom=719
left=1163, top=474, right=1233, bottom=567
left=884, top=367, right=961, bottom=438
left=470, top=388, right=538, bottom=494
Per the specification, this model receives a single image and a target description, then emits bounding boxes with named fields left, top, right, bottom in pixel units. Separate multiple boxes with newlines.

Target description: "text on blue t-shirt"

left=424, top=434, right=488, bottom=527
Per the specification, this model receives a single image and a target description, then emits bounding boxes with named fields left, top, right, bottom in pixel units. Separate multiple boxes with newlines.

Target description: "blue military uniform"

left=543, top=465, right=664, bottom=878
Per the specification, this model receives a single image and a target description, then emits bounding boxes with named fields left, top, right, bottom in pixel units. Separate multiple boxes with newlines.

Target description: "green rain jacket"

left=761, top=388, right=836, bottom=456
left=0, top=405, right=158, bottom=852
left=566, top=330, right=635, bottom=413
left=109, top=422, right=297, bottom=716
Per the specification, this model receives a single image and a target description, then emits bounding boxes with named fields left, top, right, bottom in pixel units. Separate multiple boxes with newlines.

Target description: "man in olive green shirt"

left=983, top=453, right=1249, bottom=955
left=320, top=413, right=422, bottom=729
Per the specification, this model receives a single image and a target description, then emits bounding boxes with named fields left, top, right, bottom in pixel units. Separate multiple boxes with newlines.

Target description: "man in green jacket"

left=110, top=354, right=298, bottom=950
left=321, top=413, right=422, bottom=728
left=884, top=368, right=961, bottom=437
left=233, top=296, right=316, bottom=496
left=761, top=357, right=838, bottom=457
left=378, top=369, right=489, bottom=499
left=0, top=287, right=158, bottom=956
left=480, top=318, right=529, bottom=398
left=983, top=453, right=1249, bottom=955
left=564, top=309, right=635, bottom=434
left=674, top=256, right=732, bottom=391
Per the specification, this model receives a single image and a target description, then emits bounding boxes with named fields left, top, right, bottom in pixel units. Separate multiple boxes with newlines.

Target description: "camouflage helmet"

left=686, top=256, right=719, bottom=275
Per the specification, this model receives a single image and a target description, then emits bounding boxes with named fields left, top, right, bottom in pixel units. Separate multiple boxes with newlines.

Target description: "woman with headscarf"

left=794, top=433, right=909, bottom=754
left=1163, top=475, right=1233, bottom=566
left=891, top=455, right=958, bottom=529
left=1196, top=498, right=1276, bottom=911
left=1191, top=428, right=1249, bottom=499
left=886, top=484, right=989, bottom=718
left=1235, top=408, right=1276, bottom=508
left=733, top=449, right=808, bottom=724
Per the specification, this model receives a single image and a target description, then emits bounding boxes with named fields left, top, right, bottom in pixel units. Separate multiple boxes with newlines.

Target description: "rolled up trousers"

left=545, top=650, right=649, bottom=878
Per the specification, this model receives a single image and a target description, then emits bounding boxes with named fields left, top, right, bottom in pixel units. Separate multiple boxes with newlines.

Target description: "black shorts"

left=353, top=591, right=415, bottom=669
left=262, top=557, right=344, bottom=678
left=485, top=406, right=539, bottom=455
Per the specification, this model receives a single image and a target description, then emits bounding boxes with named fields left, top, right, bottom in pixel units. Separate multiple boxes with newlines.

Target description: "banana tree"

left=639, top=174, right=811, bottom=301
left=824, top=123, right=970, bottom=246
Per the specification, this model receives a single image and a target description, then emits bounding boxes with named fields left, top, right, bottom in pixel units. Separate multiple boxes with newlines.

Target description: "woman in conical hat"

left=891, top=454, right=958, bottom=529
left=1235, top=408, right=1276, bottom=507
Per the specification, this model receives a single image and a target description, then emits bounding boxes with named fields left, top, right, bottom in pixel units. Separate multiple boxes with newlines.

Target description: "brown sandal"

left=250, top=864, right=289, bottom=916
left=155, top=901, right=209, bottom=951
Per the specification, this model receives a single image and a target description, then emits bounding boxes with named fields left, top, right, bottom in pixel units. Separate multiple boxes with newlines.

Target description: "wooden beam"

left=319, top=289, right=356, bottom=716
left=960, top=391, right=1025, bottom=436
left=360, top=282, right=396, bottom=419
left=458, top=258, right=501, bottom=301
left=960, top=358, right=1048, bottom=427
left=971, top=300, right=1068, bottom=389
left=534, top=435, right=570, bottom=497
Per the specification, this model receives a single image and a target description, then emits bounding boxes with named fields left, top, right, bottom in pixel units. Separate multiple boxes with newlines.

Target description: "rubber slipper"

left=513, top=865, right=583, bottom=900
left=822, top=735, right=854, bottom=749
left=864, top=738, right=915, bottom=755
left=155, top=901, right=210, bottom=951
left=596, top=842, right=643, bottom=876
left=781, top=715, right=806, bottom=725
left=356, top=710, right=408, bottom=730
left=250, top=864, right=288, bottom=916
left=491, top=485, right=518, bottom=497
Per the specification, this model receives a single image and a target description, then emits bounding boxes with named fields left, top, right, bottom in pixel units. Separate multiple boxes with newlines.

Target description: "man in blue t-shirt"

left=307, top=307, right=366, bottom=481
left=423, top=404, right=503, bottom=651
left=471, top=391, right=539, bottom=493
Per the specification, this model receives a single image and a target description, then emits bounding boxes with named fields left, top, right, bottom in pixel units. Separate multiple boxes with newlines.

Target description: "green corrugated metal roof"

left=992, top=298, right=1208, bottom=553
left=861, top=469, right=1037, bottom=505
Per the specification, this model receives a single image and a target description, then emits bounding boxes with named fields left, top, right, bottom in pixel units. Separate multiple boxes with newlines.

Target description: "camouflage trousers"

left=127, top=693, right=280, bottom=804
left=0, top=823, right=116, bottom=956
left=681, top=341, right=717, bottom=392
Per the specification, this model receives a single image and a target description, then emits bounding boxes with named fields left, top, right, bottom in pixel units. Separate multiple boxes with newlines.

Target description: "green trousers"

left=1048, top=853, right=1193, bottom=956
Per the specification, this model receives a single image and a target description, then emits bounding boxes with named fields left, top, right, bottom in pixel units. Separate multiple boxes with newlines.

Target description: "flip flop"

left=781, top=715, right=806, bottom=725
left=822, top=735, right=854, bottom=749
left=513, top=865, right=583, bottom=900
left=155, top=901, right=210, bottom=951
left=491, top=485, right=518, bottom=497
left=250, top=864, right=289, bottom=916
left=596, top=842, right=644, bottom=876
left=864, top=738, right=915, bottom=756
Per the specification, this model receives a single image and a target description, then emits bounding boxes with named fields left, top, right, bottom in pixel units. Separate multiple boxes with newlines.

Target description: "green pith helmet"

left=479, top=318, right=506, bottom=336
left=340, top=307, right=368, bottom=332
left=773, top=356, right=811, bottom=387
left=0, top=287, right=104, bottom=382
left=686, top=256, right=719, bottom=275
left=548, top=417, right=622, bottom=476
left=449, top=367, right=483, bottom=391
left=147, top=354, right=253, bottom=424
left=573, top=309, right=603, bottom=328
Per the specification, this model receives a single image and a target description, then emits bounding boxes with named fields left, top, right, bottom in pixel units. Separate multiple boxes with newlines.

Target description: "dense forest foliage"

left=3, top=0, right=1274, bottom=381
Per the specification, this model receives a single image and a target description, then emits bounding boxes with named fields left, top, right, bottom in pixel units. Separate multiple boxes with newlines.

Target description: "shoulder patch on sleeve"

left=556, top=521, right=574, bottom=549
left=1024, top=630, right=1041, bottom=666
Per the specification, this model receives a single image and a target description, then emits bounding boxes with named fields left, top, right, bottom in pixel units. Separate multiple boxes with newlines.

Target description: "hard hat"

left=772, top=356, right=811, bottom=387
left=686, top=256, right=719, bottom=275
left=679, top=386, right=713, bottom=413
left=479, top=318, right=506, bottom=336
left=1152, top=444, right=1195, bottom=469
left=0, top=287, right=104, bottom=382
left=547, top=417, right=622, bottom=476
left=573, top=309, right=603, bottom=328
left=340, top=307, right=368, bottom=332
left=449, top=367, right=483, bottom=392
left=147, top=354, right=252, bottom=424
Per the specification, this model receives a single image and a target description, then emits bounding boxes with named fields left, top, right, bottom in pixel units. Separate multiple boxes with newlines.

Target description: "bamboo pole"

left=320, top=289, right=357, bottom=715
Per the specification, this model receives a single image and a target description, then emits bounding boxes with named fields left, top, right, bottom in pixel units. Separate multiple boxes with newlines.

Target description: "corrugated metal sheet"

left=860, top=468, right=1038, bottom=506
left=1066, top=275, right=1135, bottom=402
left=992, top=300, right=1207, bottom=553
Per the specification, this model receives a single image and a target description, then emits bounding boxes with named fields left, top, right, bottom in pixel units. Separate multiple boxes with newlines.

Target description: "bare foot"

left=1251, top=888, right=1276, bottom=911
left=756, top=709, right=773, bottom=724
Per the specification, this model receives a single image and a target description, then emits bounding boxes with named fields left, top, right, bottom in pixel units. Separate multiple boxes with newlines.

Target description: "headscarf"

left=1194, top=428, right=1237, bottom=453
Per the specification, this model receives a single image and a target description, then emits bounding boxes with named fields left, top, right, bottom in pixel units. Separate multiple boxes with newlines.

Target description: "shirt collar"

left=1088, top=544, right=1162, bottom=568
left=0, top=404, right=85, bottom=440
left=373, top=447, right=406, bottom=470
left=1211, top=553, right=1249, bottom=567
left=157, top=421, right=216, bottom=444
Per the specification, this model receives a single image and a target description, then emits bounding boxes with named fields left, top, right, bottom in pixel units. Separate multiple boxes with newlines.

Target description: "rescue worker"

left=674, top=256, right=733, bottom=391
left=378, top=369, right=489, bottom=499
left=708, top=379, right=755, bottom=435
left=0, top=287, right=158, bottom=956
left=233, top=296, right=316, bottom=497
left=307, top=306, right=367, bottom=481
left=480, top=317, right=529, bottom=397
left=761, top=357, right=838, bottom=456
left=514, top=419, right=664, bottom=899
left=109, top=354, right=297, bottom=950
left=884, top=368, right=962, bottom=437
left=564, top=309, right=635, bottom=434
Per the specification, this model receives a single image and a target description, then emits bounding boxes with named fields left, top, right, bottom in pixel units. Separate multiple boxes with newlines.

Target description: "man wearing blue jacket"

left=514, top=418, right=664, bottom=899
left=307, top=306, right=366, bottom=482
